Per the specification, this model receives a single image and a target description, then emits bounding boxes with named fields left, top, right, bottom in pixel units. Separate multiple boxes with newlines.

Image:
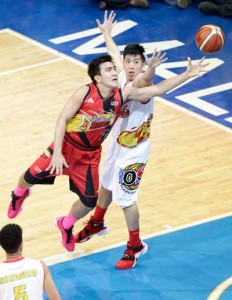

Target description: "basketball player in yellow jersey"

left=0, top=224, right=61, bottom=300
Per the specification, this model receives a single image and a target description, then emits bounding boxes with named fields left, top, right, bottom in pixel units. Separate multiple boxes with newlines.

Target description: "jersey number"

left=14, top=285, right=28, bottom=300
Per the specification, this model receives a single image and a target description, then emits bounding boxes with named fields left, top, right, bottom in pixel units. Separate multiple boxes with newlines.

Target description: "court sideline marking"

left=43, top=211, right=232, bottom=266
left=208, top=277, right=232, bottom=300
left=0, top=28, right=87, bottom=69
left=0, top=58, right=63, bottom=76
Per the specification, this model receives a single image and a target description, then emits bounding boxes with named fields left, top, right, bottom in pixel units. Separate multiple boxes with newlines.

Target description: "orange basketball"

left=195, top=24, right=225, bottom=54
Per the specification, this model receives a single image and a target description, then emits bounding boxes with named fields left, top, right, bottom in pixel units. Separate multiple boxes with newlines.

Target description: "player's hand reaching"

left=96, top=10, right=117, bottom=35
left=144, top=49, right=168, bottom=69
left=186, top=56, right=210, bottom=77
left=46, top=152, right=69, bottom=175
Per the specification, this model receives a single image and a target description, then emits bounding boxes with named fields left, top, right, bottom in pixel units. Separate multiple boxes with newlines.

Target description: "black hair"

left=88, top=55, right=113, bottom=84
left=0, top=223, right=23, bottom=254
left=123, top=44, right=145, bottom=62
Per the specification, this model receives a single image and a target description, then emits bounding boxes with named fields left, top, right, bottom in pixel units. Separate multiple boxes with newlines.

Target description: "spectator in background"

left=164, top=0, right=192, bottom=9
left=98, top=0, right=149, bottom=9
left=198, top=0, right=232, bottom=17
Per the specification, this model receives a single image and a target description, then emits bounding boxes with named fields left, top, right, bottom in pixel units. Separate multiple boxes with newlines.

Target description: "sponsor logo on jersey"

left=111, top=101, right=118, bottom=106
left=86, top=97, right=94, bottom=104
left=66, top=111, right=116, bottom=132
left=119, top=163, right=145, bottom=192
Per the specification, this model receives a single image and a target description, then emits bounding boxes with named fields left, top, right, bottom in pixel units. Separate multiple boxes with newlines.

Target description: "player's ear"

left=94, top=75, right=101, bottom=83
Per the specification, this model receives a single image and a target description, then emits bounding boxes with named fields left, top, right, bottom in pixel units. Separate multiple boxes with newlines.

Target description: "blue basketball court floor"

left=44, top=214, right=232, bottom=300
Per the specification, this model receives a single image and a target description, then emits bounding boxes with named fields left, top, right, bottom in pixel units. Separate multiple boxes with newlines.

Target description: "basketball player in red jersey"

left=7, top=53, right=208, bottom=252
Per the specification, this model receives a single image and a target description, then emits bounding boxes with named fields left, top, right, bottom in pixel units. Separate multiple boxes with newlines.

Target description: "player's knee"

left=20, top=172, right=30, bottom=185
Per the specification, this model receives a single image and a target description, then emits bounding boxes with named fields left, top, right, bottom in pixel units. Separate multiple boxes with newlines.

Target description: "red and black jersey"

left=65, top=83, right=123, bottom=150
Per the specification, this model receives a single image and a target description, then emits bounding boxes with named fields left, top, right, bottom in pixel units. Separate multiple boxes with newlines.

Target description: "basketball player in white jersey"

left=74, top=11, right=168, bottom=269
left=0, top=223, right=61, bottom=300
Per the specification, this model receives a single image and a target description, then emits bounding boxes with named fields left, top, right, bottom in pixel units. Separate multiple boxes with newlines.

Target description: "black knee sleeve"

left=24, top=169, right=55, bottom=185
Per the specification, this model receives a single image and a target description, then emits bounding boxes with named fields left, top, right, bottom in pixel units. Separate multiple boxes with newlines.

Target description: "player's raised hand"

left=143, top=49, right=168, bottom=69
left=96, top=10, right=117, bottom=35
left=186, top=56, right=210, bottom=77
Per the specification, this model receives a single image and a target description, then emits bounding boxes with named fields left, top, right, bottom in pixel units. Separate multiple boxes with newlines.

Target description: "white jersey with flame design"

left=101, top=70, right=154, bottom=207
left=0, top=257, right=44, bottom=300
left=111, top=70, right=154, bottom=146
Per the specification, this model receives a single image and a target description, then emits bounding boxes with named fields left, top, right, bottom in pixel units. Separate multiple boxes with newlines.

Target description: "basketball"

left=195, top=24, right=225, bottom=54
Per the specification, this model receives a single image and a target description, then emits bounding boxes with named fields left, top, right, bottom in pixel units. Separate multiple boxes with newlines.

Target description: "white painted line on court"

left=156, top=96, right=232, bottom=134
left=225, top=116, right=232, bottom=123
left=175, top=81, right=231, bottom=116
left=162, top=224, right=174, bottom=230
left=208, top=276, right=232, bottom=300
left=0, top=28, right=8, bottom=33
left=0, top=58, right=63, bottom=76
left=4, top=28, right=88, bottom=69
left=143, top=211, right=232, bottom=240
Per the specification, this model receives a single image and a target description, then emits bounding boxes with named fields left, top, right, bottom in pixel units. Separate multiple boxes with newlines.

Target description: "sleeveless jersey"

left=111, top=70, right=154, bottom=148
left=0, top=257, right=44, bottom=300
left=65, top=82, right=123, bottom=150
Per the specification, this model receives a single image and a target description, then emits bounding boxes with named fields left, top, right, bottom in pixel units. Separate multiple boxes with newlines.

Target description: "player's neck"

left=98, top=84, right=114, bottom=98
left=6, top=250, right=23, bottom=261
left=126, top=79, right=133, bottom=85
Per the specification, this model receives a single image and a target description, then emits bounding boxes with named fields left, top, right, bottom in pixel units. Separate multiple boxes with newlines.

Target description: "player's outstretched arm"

left=96, top=11, right=123, bottom=73
left=123, top=56, right=209, bottom=102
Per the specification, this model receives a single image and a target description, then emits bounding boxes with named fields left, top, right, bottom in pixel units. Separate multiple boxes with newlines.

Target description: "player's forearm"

left=154, top=71, right=189, bottom=94
left=53, top=118, right=66, bottom=154
left=103, top=33, right=121, bottom=65
left=127, top=71, right=190, bottom=101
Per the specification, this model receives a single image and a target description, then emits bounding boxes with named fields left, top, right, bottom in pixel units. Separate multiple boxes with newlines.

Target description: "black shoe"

left=198, top=1, right=220, bottom=15
left=177, top=0, right=191, bottom=9
left=99, top=1, right=107, bottom=9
